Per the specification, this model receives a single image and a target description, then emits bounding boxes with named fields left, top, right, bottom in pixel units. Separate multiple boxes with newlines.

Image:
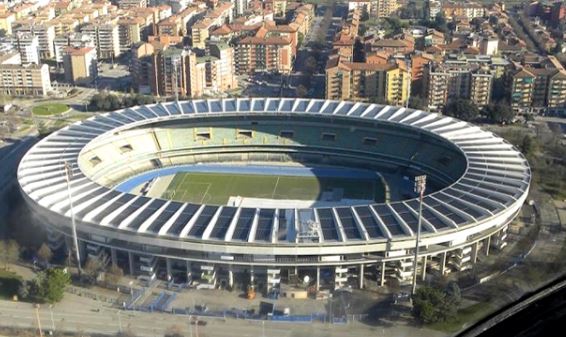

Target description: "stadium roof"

left=18, top=98, right=530, bottom=246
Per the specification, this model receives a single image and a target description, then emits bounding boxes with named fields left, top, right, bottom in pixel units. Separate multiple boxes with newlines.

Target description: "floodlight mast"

left=64, top=161, right=82, bottom=275
left=411, top=175, right=427, bottom=296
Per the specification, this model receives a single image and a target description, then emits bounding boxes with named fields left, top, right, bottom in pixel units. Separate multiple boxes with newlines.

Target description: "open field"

left=162, top=172, right=385, bottom=205
left=32, top=103, right=69, bottom=116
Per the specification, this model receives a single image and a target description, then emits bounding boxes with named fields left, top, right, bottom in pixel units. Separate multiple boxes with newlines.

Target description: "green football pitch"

left=161, top=172, right=385, bottom=205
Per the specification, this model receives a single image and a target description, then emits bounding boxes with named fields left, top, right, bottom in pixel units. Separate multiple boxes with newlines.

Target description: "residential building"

left=373, top=0, right=400, bottom=18
left=81, top=21, right=121, bottom=59
left=510, top=68, right=535, bottom=113
left=325, top=56, right=410, bottom=105
left=479, top=36, right=499, bottom=56
left=236, top=29, right=293, bottom=74
left=155, top=46, right=188, bottom=97
left=118, top=0, right=147, bottom=9
left=0, top=63, right=51, bottom=96
left=0, top=12, right=15, bottom=35
left=424, top=61, right=493, bottom=112
left=192, top=18, right=215, bottom=49
left=53, top=33, right=95, bottom=64
left=13, top=22, right=55, bottom=59
left=118, top=17, right=144, bottom=52
left=131, top=42, right=157, bottom=94
left=189, top=41, right=237, bottom=96
left=441, top=2, right=485, bottom=20
left=63, top=46, right=97, bottom=84
left=13, top=33, right=39, bottom=64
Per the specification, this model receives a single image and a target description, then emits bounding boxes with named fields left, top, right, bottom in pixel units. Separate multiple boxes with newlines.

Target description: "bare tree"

left=0, top=240, right=20, bottom=269
left=105, top=264, right=124, bottom=286
left=37, top=243, right=53, bottom=265
left=84, top=256, right=103, bottom=283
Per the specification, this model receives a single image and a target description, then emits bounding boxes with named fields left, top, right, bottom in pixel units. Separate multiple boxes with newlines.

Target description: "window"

left=119, top=144, right=133, bottom=153
left=195, top=128, right=211, bottom=141
left=321, top=132, right=336, bottom=141
left=89, top=156, right=101, bottom=166
left=363, top=137, right=378, bottom=146
left=237, top=130, right=253, bottom=139
left=280, top=130, right=294, bottom=138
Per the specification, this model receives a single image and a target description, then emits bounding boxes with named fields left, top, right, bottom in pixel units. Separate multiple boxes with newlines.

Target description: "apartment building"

left=373, top=0, right=400, bottom=18
left=155, top=47, right=188, bottom=97
left=63, top=46, right=97, bottom=84
left=13, top=32, right=39, bottom=64
left=192, top=18, right=215, bottom=49
left=189, top=41, right=237, bottom=97
left=326, top=56, right=410, bottom=105
left=81, top=21, right=121, bottom=59
left=0, top=12, right=15, bottom=35
left=118, top=0, right=147, bottom=9
left=13, top=22, right=55, bottom=59
left=424, top=62, right=493, bottom=112
left=441, top=2, right=485, bottom=20
left=236, top=32, right=293, bottom=74
left=131, top=42, right=158, bottom=94
left=53, top=33, right=95, bottom=64
left=0, top=63, right=51, bottom=96
left=510, top=65, right=566, bottom=114
left=118, top=17, right=144, bottom=52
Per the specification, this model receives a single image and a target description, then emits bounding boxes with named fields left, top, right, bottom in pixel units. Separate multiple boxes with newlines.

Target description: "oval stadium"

left=17, top=98, right=531, bottom=292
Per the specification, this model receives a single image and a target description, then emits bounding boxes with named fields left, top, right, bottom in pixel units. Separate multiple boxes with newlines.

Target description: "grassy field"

left=429, top=303, right=496, bottom=333
left=0, top=269, right=22, bottom=299
left=32, top=103, right=69, bottom=116
left=162, top=172, right=385, bottom=205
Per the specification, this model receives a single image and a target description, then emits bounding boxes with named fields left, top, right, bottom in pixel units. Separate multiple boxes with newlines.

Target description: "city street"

left=0, top=298, right=445, bottom=337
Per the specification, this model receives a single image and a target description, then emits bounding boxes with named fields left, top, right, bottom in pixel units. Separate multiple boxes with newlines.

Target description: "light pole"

left=64, top=161, right=82, bottom=276
left=411, top=175, right=427, bottom=296
left=117, top=310, right=122, bottom=333
left=49, top=305, right=55, bottom=332
left=34, top=304, right=44, bottom=337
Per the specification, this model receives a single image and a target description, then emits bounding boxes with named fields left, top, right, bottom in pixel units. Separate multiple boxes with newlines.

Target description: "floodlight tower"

left=411, top=175, right=427, bottom=296
left=64, top=161, right=82, bottom=275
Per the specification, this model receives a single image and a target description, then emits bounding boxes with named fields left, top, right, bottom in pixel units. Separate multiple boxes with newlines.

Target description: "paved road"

left=0, top=299, right=445, bottom=337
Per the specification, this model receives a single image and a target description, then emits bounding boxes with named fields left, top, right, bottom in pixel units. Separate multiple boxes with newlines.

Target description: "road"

left=0, top=299, right=445, bottom=337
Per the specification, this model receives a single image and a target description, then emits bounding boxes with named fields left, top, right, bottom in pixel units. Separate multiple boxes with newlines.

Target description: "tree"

left=297, top=32, right=304, bottom=47
left=443, top=99, right=480, bottom=121
left=408, top=96, right=427, bottom=110
left=304, top=56, right=317, bottom=74
left=18, top=281, right=30, bottom=300
left=38, top=268, right=71, bottom=304
left=412, top=286, right=457, bottom=324
left=521, top=135, right=538, bottom=157
left=84, top=256, right=103, bottom=284
left=0, top=240, right=20, bottom=269
left=296, top=85, right=308, bottom=97
left=105, top=264, right=124, bottom=286
left=37, top=243, right=53, bottom=265
left=484, top=102, right=516, bottom=124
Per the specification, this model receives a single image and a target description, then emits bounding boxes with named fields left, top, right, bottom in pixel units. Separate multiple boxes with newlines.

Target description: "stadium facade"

left=18, top=98, right=530, bottom=291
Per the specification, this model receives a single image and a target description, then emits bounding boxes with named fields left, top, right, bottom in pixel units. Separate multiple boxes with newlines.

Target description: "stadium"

left=18, top=98, right=530, bottom=293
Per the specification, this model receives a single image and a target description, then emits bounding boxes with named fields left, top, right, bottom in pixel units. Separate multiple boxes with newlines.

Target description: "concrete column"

left=128, top=252, right=134, bottom=275
left=166, top=258, right=172, bottom=280
left=186, top=261, right=192, bottom=281
left=421, top=256, right=427, bottom=281
left=228, top=267, right=234, bottom=288
left=316, top=267, right=320, bottom=291
left=110, top=248, right=117, bottom=266
left=440, top=252, right=447, bottom=276
left=485, top=236, right=491, bottom=256
left=380, top=262, right=386, bottom=287
left=359, top=264, right=364, bottom=289
left=250, top=268, right=254, bottom=284
left=472, top=242, right=479, bottom=264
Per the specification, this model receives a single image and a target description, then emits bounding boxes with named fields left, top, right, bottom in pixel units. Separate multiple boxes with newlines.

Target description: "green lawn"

left=429, top=303, right=495, bottom=333
left=162, top=172, right=385, bottom=205
left=32, top=103, right=69, bottom=116
left=0, top=269, right=22, bottom=299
